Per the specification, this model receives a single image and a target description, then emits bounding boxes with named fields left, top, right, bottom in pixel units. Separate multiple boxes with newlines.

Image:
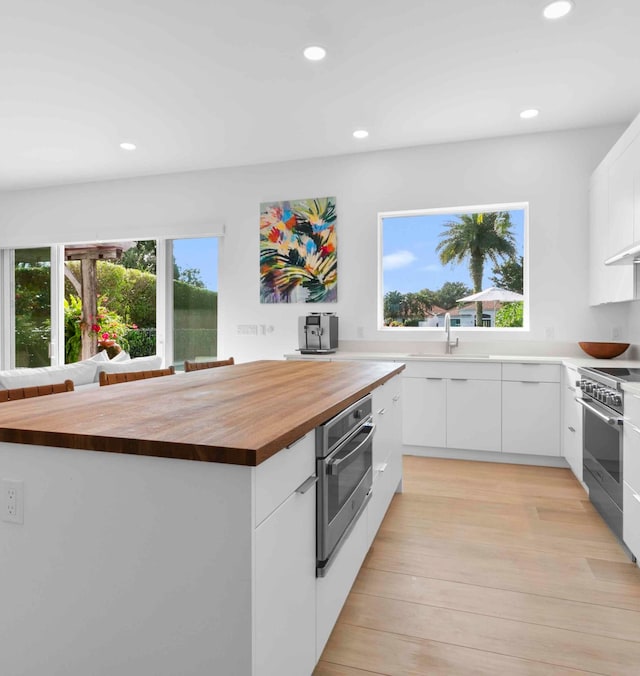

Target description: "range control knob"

left=612, top=394, right=623, bottom=407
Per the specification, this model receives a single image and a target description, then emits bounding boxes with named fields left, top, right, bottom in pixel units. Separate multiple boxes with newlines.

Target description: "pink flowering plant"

left=64, top=294, right=136, bottom=362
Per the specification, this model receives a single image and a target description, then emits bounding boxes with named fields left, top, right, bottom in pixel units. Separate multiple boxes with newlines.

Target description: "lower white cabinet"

left=623, top=413, right=640, bottom=562
left=623, top=481, right=640, bottom=561
left=562, top=366, right=583, bottom=481
left=402, top=376, right=446, bottom=447
left=447, top=379, right=501, bottom=452
left=255, top=449, right=317, bottom=676
left=367, top=441, right=402, bottom=546
left=502, top=381, right=560, bottom=455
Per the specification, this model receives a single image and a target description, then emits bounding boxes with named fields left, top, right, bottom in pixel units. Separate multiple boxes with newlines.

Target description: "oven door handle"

left=326, top=421, right=375, bottom=475
left=576, top=397, right=623, bottom=426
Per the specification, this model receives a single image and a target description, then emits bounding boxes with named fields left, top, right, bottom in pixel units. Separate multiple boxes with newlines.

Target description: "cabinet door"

left=402, top=376, right=446, bottom=447
left=373, top=381, right=393, bottom=469
left=608, top=141, right=636, bottom=258
left=502, top=382, right=560, bottom=456
left=446, top=379, right=501, bottom=452
left=562, top=369, right=583, bottom=481
left=255, top=479, right=316, bottom=676
left=589, top=166, right=634, bottom=305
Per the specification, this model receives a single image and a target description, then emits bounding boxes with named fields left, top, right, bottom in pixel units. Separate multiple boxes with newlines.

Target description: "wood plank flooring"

left=314, top=456, right=640, bottom=675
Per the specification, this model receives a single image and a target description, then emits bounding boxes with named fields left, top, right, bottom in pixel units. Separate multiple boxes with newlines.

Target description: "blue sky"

left=173, top=237, right=218, bottom=291
left=382, top=209, right=525, bottom=295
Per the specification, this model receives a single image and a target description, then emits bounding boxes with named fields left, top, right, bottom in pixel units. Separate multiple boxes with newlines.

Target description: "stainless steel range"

left=577, top=366, right=637, bottom=560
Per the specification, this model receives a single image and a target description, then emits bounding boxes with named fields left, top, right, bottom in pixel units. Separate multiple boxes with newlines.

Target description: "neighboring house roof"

left=443, top=301, right=502, bottom=316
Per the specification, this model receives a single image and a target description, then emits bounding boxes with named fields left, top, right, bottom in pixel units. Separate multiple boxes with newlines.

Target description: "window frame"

left=0, top=232, right=221, bottom=370
left=377, top=201, right=530, bottom=332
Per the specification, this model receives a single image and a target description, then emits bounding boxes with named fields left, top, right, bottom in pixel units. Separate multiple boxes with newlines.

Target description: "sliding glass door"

left=172, top=237, right=219, bottom=368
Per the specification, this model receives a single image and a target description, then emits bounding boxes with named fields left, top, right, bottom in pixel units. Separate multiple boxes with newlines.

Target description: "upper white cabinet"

left=590, top=113, right=640, bottom=304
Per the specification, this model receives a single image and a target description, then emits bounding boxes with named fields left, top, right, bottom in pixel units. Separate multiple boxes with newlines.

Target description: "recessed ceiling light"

left=353, top=129, right=369, bottom=139
left=519, top=109, right=539, bottom=119
left=119, top=142, right=137, bottom=151
left=543, top=1, right=574, bottom=20
left=303, top=46, right=326, bottom=61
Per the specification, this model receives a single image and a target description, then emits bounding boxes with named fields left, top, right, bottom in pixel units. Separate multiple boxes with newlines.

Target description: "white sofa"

left=0, top=352, right=163, bottom=391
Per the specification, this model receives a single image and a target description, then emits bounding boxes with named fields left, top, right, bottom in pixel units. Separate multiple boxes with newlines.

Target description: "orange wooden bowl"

left=578, top=342, right=630, bottom=359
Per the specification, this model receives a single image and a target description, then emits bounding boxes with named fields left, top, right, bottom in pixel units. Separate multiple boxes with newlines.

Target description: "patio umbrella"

left=457, top=286, right=524, bottom=303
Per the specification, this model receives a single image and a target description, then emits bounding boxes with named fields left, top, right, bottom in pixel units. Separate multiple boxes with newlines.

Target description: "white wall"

left=0, top=124, right=626, bottom=361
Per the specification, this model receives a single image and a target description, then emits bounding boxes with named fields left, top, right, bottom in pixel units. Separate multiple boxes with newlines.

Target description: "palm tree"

left=436, top=212, right=516, bottom=326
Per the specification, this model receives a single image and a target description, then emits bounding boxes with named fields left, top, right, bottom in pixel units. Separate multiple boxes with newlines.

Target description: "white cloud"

left=383, top=250, right=417, bottom=270
left=422, top=264, right=441, bottom=272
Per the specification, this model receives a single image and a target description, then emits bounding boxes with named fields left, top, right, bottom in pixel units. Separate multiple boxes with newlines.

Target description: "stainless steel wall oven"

left=316, top=394, right=374, bottom=576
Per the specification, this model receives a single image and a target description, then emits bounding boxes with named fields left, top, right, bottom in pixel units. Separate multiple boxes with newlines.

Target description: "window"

left=379, top=203, right=527, bottom=330
left=15, top=247, right=52, bottom=367
left=1, top=236, right=219, bottom=370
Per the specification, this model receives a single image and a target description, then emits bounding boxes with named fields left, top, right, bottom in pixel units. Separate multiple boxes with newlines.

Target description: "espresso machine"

left=298, top=313, right=339, bottom=353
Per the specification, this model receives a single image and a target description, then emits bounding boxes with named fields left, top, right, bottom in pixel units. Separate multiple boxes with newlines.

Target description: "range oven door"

left=578, top=396, right=623, bottom=538
left=317, top=418, right=374, bottom=575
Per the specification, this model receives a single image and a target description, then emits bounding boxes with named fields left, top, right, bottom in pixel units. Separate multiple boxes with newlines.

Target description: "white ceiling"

left=1, top=0, right=638, bottom=191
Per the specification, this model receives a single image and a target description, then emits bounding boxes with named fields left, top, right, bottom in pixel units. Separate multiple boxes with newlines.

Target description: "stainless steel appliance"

left=316, top=394, right=374, bottom=576
left=298, top=313, right=339, bottom=354
left=577, top=366, right=635, bottom=560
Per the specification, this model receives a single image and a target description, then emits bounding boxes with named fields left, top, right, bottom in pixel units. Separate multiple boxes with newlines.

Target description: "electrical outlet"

left=544, top=327, right=555, bottom=340
left=2, top=479, right=24, bottom=524
left=612, top=326, right=621, bottom=340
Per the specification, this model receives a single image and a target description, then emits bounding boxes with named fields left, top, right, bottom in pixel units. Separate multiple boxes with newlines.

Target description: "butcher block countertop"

left=0, top=359, right=404, bottom=466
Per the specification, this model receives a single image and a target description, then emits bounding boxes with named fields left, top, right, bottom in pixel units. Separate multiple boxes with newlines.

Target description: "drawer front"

left=255, top=432, right=315, bottom=526
left=367, top=448, right=402, bottom=547
left=502, top=362, right=561, bottom=383
left=623, top=419, right=640, bottom=493
left=402, top=360, right=501, bottom=380
left=623, top=481, right=640, bottom=560
left=624, top=389, right=640, bottom=427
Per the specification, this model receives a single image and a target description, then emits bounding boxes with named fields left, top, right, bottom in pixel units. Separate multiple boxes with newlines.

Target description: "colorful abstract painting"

left=260, top=196, right=337, bottom=303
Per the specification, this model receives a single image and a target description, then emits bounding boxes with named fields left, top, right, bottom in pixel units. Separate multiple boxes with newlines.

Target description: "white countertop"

left=284, top=351, right=640, bottom=369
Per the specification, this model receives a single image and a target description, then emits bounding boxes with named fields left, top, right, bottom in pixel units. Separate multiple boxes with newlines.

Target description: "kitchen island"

left=0, top=359, right=404, bottom=676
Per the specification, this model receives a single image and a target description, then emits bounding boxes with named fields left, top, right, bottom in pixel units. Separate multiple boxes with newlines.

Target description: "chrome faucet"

left=444, top=312, right=459, bottom=354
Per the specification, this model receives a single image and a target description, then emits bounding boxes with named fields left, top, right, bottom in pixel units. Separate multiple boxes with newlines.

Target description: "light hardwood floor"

left=314, top=456, right=640, bottom=675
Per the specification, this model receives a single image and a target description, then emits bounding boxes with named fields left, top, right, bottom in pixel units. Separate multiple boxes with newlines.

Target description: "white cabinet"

left=402, top=361, right=501, bottom=453
left=589, top=115, right=639, bottom=304
left=402, top=375, right=446, bottom=447
left=623, top=391, right=640, bottom=563
left=562, top=365, right=583, bottom=481
left=502, top=363, right=560, bottom=456
left=373, top=376, right=402, bottom=470
left=502, top=382, right=560, bottom=455
left=447, top=379, right=501, bottom=452
left=255, top=476, right=316, bottom=676
left=254, top=434, right=317, bottom=676
left=369, top=373, right=403, bottom=546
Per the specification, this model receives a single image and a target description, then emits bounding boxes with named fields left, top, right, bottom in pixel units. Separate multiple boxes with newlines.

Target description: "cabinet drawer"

left=255, top=432, right=315, bottom=526
left=402, top=360, right=501, bottom=380
left=502, top=362, right=561, bottom=383
left=367, top=448, right=402, bottom=547
left=624, top=389, right=640, bottom=426
left=623, top=419, right=640, bottom=493
left=623, top=481, right=640, bottom=561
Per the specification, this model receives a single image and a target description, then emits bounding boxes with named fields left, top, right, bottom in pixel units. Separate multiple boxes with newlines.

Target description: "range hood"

left=605, top=241, right=640, bottom=265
